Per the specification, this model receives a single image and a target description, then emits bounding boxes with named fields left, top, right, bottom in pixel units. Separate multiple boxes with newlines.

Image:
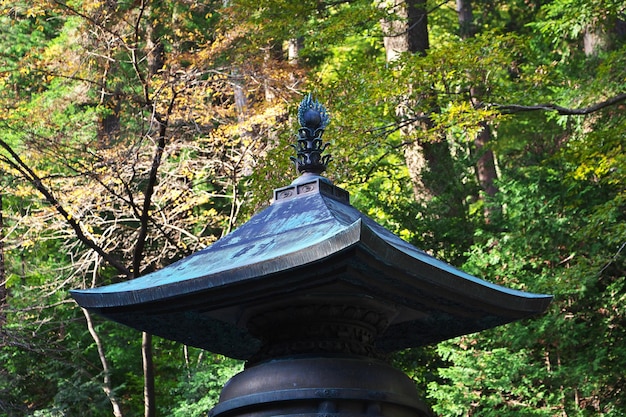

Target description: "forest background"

left=0, top=0, right=625, bottom=416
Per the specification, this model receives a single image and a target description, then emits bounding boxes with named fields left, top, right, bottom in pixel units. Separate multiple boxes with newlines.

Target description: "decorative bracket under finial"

left=291, top=94, right=332, bottom=175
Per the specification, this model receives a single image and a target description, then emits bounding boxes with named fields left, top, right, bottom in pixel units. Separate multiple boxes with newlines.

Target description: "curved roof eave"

left=70, top=216, right=364, bottom=309
left=71, top=190, right=552, bottom=314
left=70, top=188, right=552, bottom=356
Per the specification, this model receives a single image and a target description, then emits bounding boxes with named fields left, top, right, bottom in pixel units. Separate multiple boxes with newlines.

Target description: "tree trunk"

left=456, top=0, right=475, bottom=38
left=469, top=87, right=500, bottom=221
left=473, top=122, right=499, bottom=221
left=143, top=332, right=156, bottom=417
left=381, top=0, right=430, bottom=200
left=138, top=15, right=167, bottom=414
left=84, top=308, right=125, bottom=417
left=0, top=192, right=6, bottom=329
left=473, top=123, right=498, bottom=198
left=583, top=23, right=608, bottom=56
left=288, top=38, right=303, bottom=65
left=457, top=0, right=500, bottom=221
left=381, top=0, right=428, bottom=62
left=381, top=0, right=462, bottom=215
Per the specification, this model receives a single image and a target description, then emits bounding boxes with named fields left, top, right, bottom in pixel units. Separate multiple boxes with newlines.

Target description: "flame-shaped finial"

left=291, top=94, right=331, bottom=175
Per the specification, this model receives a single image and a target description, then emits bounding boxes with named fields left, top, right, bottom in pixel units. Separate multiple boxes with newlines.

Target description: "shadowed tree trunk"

left=140, top=13, right=167, bottom=417
left=381, top=0, right=464, bottom=217
left=382, top=0, right=429, bottom=62
left=456, top=0, right=474, bottom=38
left=143, top=331, right=155, bottom=417
left=473, top=122, right=499, bottom=197
left=0, top=192, right=6, bottom=329
left=457, top=0, right=500, bottom=222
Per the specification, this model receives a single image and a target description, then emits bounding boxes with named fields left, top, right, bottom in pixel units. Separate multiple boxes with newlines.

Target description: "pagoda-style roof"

left=71, top=96, right=552, bottom=361
left=71, top=172, right=552, bottom=359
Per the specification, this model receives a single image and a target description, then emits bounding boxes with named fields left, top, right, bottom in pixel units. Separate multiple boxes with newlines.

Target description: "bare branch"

left=132, top=89, right=179, bottom=277
left=486, top=92, right=626, bottom=115
left=599, top=241, right=626, bottom=276
left=82, top=308, right=125, bottom=417
left=0, top=137, right=132, bottom=277
left=51, top=0, right=124, bottom=41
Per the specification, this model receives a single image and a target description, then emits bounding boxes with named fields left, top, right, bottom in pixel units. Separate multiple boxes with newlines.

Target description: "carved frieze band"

left=246, top=303, right=392, bottom=363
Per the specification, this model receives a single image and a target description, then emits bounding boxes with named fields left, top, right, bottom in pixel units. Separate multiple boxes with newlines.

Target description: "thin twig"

left=599, top=242, right=626, bottom=275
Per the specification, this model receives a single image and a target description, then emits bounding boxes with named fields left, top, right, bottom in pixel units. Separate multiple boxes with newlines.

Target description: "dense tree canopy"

left=1, top=0, right=624, bottom=416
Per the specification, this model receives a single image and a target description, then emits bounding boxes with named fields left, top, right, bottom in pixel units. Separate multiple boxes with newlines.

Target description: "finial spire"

left=291, top=94, right=331, bottom=175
